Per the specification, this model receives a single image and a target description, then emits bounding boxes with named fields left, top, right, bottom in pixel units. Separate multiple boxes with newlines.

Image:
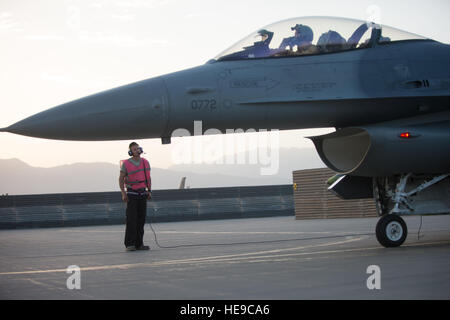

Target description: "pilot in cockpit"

left=217, top=29, right=273, bottom=60
left=279, top=24, right=314, bottom=54
left=317, top=30, right=346, bottom=52
left=246, top=29, right=274, bottom=58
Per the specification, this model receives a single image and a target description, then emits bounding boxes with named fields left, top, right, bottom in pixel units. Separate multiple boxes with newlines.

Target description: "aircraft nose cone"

left=5, top=76, right=169, bottom=140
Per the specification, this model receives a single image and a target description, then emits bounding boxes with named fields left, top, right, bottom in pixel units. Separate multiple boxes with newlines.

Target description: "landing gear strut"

left=372, top=173, right=449, bottom=248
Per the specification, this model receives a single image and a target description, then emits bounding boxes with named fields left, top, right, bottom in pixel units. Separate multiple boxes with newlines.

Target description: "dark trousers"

left=124, top=193, right=147, bottom=248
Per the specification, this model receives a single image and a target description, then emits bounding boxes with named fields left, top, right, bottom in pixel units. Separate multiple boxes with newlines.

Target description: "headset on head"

left=128, top=146, right=144, bottom=157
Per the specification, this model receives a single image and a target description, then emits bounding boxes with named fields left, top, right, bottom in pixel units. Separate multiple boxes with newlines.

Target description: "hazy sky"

left=1, top=0, right=449, bottom=169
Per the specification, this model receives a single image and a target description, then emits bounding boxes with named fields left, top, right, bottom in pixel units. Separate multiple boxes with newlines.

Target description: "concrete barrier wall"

left=0, top=185, right=294, bottom=229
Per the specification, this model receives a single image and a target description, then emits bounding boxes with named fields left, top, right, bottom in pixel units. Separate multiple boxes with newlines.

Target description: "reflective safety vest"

left=121, top=158, right=151, bottom=191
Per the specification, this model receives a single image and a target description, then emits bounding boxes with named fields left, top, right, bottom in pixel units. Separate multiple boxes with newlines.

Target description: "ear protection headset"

left=128, top=147, right=144, bottom=156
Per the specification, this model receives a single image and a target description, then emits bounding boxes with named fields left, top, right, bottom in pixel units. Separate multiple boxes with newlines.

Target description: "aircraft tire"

left=376, top=214, right=408, bottom=248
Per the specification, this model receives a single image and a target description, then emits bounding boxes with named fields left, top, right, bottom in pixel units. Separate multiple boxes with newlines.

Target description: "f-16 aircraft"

left=2, top=17, right=449, bottom=247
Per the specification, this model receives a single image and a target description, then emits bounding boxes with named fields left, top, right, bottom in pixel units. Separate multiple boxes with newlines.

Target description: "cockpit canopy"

left=214, top=16, right=428, bottom=61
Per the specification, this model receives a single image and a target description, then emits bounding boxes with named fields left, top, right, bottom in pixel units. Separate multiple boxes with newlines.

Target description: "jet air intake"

left=309, top=121, right=450, bottom=177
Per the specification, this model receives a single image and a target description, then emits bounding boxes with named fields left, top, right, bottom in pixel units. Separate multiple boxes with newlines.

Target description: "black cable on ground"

left=148, top=220, right=373, bottom=249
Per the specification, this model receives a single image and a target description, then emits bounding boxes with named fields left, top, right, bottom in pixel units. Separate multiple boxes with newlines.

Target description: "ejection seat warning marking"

left=230, top=78, right=279, bottom=90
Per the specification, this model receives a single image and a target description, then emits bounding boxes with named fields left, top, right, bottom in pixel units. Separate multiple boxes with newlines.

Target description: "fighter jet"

left=2, top=17, right=449, bottom=247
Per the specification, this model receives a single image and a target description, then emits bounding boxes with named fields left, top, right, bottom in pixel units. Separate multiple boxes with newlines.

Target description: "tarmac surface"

left=1, top=215, right=450, bottom=299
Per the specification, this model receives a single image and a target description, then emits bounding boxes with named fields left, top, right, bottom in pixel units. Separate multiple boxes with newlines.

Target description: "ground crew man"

left=119, top=142, right=152, bottom=251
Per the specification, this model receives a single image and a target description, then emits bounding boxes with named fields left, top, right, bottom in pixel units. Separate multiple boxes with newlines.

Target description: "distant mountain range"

left=0, top=147, right=325, bottom=195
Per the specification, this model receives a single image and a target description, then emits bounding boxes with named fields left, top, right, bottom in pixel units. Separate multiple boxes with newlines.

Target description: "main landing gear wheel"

left=376, top=214, right=408, bottom=248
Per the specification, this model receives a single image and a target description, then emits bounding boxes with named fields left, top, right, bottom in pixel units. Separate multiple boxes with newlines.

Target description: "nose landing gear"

left=372, top=173, right=449, bottom=247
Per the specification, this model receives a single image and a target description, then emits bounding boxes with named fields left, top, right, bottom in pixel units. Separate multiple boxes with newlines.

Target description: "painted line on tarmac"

left=2, top=238, right=449, bottom=276
left=58, top=230, right=333, bottom=235
left=0, top=237, right=363, bottom=276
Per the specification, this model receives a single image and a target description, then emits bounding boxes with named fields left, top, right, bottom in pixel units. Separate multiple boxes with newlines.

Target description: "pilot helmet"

left=256, top=29, right=273, bottom=42
left=291, top=24, right=314, bottom=43
left=317, top=30, right=346, bottom=46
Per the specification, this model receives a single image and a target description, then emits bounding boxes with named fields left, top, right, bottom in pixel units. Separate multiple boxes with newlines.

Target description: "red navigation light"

left=399, top=132, right=411, bottom=139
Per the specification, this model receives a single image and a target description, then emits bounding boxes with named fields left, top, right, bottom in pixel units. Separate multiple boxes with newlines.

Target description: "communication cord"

left=147, top=220, right=374, bottom=249
left=417, top=215, right=424, bottom=240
